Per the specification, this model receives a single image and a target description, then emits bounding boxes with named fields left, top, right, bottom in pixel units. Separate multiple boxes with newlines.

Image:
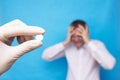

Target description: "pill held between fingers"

left=35, top=35, right=44, bottom=41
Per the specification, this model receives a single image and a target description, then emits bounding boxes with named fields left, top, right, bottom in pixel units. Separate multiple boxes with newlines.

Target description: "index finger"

left=78, top=25, right=85, bottom=31
left=0, top=19, right=45, bottom=38
left=0, top=25, right=45, bottom=38
left=69, top=26, right=74, bottom=33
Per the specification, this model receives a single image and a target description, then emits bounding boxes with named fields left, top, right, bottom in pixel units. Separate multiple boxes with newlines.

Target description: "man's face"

left=71, top=27, right=84, bottom=48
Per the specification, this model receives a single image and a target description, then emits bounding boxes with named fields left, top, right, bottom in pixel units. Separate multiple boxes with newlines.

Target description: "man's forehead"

left=70, top=25, right=85, bottom=29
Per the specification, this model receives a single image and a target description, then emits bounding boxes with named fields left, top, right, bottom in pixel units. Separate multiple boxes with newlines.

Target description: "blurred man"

left=42, top=20, right=116, bottom=80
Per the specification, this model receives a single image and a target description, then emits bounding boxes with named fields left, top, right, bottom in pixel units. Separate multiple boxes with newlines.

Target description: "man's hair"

left=70, top=20, right=87, bottom=29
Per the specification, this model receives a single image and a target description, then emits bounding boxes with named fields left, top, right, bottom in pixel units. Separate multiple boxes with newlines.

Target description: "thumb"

left=14, top=40, right=42, bottom=57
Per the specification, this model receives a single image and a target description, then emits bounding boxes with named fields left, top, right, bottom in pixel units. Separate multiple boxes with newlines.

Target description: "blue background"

left=0, top=0, right=118, bottom=80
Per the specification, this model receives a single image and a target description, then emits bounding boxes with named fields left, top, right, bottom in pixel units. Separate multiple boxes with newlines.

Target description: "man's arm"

left=77, top=25, right=116, bottom=70
left=86, top=40, right=116, bottom=70
left=42, top=43, right=66, bottom=61
left=42, top=26, right=74, bottom=61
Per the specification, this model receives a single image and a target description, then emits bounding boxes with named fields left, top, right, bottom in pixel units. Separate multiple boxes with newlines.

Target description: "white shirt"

left=42, top=40, right=116, bottom=80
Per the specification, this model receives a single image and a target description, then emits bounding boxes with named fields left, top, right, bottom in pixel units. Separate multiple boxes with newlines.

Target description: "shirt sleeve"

left=85, top=40, right=116, bottom=70
left=42, top=43, right=65, bottom=61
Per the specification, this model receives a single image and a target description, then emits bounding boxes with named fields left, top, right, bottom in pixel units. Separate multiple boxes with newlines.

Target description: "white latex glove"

left=0, top=19, right=45, bottom=75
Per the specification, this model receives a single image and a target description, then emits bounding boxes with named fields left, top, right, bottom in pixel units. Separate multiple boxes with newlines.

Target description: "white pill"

left=35, top=35, right=44, bottom=41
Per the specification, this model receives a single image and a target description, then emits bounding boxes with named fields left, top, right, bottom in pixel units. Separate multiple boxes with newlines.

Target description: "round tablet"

left=35, top=35, right=44, bottom=41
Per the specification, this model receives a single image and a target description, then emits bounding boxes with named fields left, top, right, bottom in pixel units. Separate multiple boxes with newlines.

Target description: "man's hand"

left=76, top=25, right=90, bottom=44
left=63, top=27, right=74, bottom=46
left=0, top=19, right=45, bottom=75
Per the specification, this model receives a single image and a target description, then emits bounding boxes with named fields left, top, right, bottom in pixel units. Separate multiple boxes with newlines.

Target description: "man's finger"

left=76, top=31, right=82, bottom=36
left=76, top=28, right=83, bottom=33
left=69, top=26, right=74, bottom=33
left=78, top=25, right=85, bottom=31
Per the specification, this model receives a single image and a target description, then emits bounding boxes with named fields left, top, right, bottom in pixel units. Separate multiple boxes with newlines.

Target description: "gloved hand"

left=0, top=19, right=45, bottom=75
